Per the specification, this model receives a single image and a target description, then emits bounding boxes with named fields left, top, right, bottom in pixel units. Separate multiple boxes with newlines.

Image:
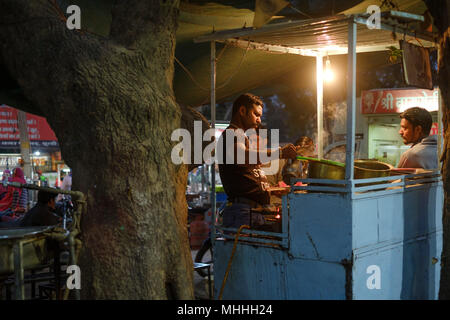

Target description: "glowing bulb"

left=324, top=57, right=334, bottom=82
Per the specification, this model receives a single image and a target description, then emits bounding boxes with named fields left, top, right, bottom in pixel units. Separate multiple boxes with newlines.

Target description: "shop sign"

left=0, top=156, right=20, bottom=167
left=431, top=123, right=438, bottom=136
left=361, top=88, right=439, bottom=114
left=0, top=140, right=59, bottom=148
left=0, top=104, right=58, bottom=143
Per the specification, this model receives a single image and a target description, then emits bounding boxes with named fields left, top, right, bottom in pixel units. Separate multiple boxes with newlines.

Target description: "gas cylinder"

left=189, top=215, right=209, bottom=250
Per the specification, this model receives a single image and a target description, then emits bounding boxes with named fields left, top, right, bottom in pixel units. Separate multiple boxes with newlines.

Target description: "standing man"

left=56, top=170, right=72, bottom=202
left=397, top=107, right=438, bottom=169
left=36, top=169, right=49, bottom=187
left=218, top=93, right=297, bottom=229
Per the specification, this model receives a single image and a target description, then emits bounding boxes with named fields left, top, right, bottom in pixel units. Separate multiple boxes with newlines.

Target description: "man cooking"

left=397, top=107, right=438, bottom=169
left=217, top=93, right=297, bottom=229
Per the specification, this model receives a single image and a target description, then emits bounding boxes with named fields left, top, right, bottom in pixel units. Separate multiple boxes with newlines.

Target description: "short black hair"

left=400, top=107, right=433, bottom=135
left=37, top=190, right=57, bottom=204
left=232, top=93, right=263, bottom=117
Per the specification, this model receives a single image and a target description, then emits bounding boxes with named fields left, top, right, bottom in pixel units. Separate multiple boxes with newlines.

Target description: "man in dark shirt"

left=20, top=191, right=60, bottom=227
left=0, top=190, right=61, bottom=228
left=218, top=93, right=297, bottom=229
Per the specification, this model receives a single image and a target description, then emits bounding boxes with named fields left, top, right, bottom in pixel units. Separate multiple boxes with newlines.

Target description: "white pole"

left=437, top=45, right=443, bottom=163
left=210, top=41, right=216, bottom=250
left=316, top=54, right=324, bottom=159
left=438, top=87, right=443, bottom=162
left=345, top=18, right=357, bottom=181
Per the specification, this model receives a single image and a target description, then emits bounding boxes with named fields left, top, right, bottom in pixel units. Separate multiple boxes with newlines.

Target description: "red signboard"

left=0, top=104, right=58, bottom=149
left=430, top=122, right=439, bottom=136
left=361, top=88, right=439, bottom=114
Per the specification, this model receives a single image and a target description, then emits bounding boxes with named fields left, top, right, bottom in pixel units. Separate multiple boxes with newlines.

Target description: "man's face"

left=240, top=104, right=262, bottom=131
left=399, top=118, right=422, bottom=145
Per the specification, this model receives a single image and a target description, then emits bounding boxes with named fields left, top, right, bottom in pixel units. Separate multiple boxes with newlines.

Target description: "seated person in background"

left=0, top=191, right=61, bottom=228
left=397, top=107, right=438, bottom=169
left=20, top=191, right=60, bottom=227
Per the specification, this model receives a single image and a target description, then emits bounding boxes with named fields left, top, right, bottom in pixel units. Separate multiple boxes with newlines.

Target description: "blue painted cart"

left=215, top=173, right=442, bottom=299
left=195, top=13, right=443, bottom=299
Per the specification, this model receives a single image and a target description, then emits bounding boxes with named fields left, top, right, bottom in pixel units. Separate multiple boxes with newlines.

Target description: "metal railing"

left=291, top=170, right=442, bottom=196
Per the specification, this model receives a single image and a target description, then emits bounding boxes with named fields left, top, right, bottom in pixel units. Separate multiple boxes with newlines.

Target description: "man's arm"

left=234, top=141, right=297, bottom=164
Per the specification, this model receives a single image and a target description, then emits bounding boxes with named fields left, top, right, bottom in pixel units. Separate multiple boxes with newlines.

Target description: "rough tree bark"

left=0, top=0, right=199, bottom=299
left=424, top=0, right=450, bottom=300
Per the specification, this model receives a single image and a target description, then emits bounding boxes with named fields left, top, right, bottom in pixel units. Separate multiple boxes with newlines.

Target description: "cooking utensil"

left=296, top=156, right=345, bottom=167
left=390, top=168, right=417, bottom=175
left=305, top=159, right=392, bottom=180
left=354, top=160, right=392, bottom=179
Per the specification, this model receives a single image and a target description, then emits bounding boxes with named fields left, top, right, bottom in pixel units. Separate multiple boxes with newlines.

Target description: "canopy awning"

left=197, top=11, right=442, bottom=246
left=194, top=13, right=437, bottom=56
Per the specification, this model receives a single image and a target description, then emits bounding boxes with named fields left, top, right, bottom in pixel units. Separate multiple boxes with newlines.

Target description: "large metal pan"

left=307, top=159, right=392, bottom=180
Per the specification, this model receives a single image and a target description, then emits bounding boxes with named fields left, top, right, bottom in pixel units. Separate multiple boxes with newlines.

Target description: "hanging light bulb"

left=324, top=55, right=334, bottom=83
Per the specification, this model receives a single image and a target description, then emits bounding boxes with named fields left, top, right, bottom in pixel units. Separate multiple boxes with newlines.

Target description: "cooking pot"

left=306, top=158, right=392, bottom=180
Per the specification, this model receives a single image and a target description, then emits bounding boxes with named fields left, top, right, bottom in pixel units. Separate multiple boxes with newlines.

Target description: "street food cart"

left=195, top=12, right=443, bottom=299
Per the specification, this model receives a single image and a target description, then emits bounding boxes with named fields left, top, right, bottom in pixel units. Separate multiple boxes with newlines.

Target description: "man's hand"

left=280, top=144, right=297, bottom=159
left=269, top=186, right=291, bottom=197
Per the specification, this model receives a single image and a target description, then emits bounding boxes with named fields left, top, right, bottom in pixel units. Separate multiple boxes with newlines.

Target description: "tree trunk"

left=0, top=0, right=195, bottom=299
left=424, top=0, right=450, bottom=300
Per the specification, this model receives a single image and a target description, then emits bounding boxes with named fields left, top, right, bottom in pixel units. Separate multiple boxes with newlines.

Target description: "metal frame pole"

left=13, top=241, right=24, bottom=300
left=438, top=88, right=443, bottom=162
left=316, top=54, right=324, bottom=159
left=437, top=45, right=443, bottom=163
left=210, top=41, right=217, bottom=251
left=345, top=18, right=357, bottom=182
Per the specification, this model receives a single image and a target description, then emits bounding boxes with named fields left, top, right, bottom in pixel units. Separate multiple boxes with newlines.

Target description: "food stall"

left=194, top=12, right=443, bottom=299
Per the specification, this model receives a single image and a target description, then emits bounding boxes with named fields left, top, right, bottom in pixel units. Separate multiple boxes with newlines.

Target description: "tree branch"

left=110, top=0, right=180, bottom=54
